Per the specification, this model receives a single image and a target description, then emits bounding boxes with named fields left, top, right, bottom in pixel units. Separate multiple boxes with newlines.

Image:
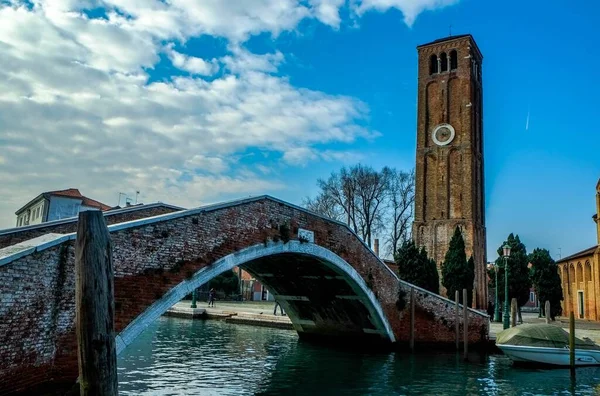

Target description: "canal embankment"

left=164, top=300, right=294, bottom=330
left=167, top=302, right=600, bottom=347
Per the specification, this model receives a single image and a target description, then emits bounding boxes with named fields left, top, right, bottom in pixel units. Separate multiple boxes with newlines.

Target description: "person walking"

left=273, top=301, right=285, bottom=316
left=208, top=288, right=216, bottom=308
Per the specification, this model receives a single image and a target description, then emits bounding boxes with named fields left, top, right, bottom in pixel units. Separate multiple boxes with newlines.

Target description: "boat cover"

left=496, top=324, right=600, bottom=350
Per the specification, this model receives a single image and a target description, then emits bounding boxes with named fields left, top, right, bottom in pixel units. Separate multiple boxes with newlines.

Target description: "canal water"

left=117, top=317, right=600, bottom=395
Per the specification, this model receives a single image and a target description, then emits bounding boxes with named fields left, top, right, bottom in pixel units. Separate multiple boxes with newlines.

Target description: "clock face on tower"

left=432, top=123, right=455, bottom=146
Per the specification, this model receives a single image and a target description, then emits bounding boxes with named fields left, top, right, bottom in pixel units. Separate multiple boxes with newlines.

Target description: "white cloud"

left=222, top=45, right=284, bottom=74
left=184, top=155, right=229, bottom=174
left=353, top=0, right=460, bottom=26
left=0, top=0, right=377, bottom=228
left=166, top=45, right=219, bottom=76
left=308, top=0, right=346, bottom=28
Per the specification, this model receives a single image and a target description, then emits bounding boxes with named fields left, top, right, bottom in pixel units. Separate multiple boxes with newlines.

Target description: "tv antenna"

left=118, top=192, right=127, bottom=207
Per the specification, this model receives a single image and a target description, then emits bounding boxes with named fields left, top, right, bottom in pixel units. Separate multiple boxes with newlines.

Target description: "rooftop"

left=557, top=245, right=598, bottom=264
left=3, top=202, right=184, bottom=235
left=15, top=188, right=112, bottom=214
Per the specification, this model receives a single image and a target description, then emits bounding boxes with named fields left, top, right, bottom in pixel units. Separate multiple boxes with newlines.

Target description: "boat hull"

left=498, top=344, right=600, bottom=366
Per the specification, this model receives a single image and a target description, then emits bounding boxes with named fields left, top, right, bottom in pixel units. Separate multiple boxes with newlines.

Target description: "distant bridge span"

left=0, top=196, right=488, bottom=394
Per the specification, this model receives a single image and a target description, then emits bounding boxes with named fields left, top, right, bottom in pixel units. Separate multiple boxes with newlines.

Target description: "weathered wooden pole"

left=569, top=311, right=575, bottom=370
left=75, top=210, right=118, bottom=396
left=511, top=298, right=517, bottom=327
left=455, top=290, right=459, bottom=350
left=545, top=300, right=551, bottom=324
left=463, top=288, right=468, bottom=360
left=409, top=287, right=415, bottom=351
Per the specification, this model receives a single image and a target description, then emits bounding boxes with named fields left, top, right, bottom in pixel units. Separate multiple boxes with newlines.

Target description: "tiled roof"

left=47, top=189, right=111, bottom=211
left=15, top=188, right=111, bottom=214
left=557, top=245, right=598, bottom=263
left=417, top=34, right=472, bottom=48
left=48, top=188, right=83, bottom=199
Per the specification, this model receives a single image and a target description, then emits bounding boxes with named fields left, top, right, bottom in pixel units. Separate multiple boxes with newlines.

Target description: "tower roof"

left=417, top=34, right=483, bottom=60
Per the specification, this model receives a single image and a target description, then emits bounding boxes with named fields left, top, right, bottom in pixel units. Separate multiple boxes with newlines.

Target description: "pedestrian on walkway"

left=208, top=288, right=216, bottom=307
left=273, top=301, right=285, bottom=316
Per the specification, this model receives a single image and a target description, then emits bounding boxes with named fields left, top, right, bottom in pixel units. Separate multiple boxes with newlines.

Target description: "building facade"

left=15, top=188, right=111, bottom=227
left=412, top=35, right=488, bottom=308
left=557, top=179, right=600, bottom=320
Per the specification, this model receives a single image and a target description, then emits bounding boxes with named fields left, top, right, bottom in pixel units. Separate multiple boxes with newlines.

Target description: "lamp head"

left=502, top=243, right=511, bottom=258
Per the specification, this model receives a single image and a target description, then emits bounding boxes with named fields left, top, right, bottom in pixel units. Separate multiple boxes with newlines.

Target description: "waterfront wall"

left=0, top=196, right=488, bottom=394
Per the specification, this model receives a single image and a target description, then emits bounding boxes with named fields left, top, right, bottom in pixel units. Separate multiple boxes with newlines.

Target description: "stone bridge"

left=0, top=196, right=488, bottom=394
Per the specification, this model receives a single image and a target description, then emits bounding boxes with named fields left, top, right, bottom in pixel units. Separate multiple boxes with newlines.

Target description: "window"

left=429, top=54, right=438, bottom=74
left=450, top=50, right=458, bottom=70
left=37, top=207, right=40, bottom=219
left=529, top=292, right=535, bottom=303
left=440, top=52, right=448, bottom=72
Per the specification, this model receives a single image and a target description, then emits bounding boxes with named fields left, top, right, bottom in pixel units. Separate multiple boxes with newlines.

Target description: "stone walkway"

left=165, top=300, right=293, bottom=330
left=166, top=302, right=600, bottom=345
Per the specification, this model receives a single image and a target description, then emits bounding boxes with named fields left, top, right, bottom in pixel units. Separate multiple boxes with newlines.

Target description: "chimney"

left=374, top=238, right=380, bottom=257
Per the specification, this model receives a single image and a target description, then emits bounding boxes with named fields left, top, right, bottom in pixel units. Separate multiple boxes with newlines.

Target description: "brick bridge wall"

left=0, top=203, right=183, bottom=249
left=0, top=196, right=488, bottom=394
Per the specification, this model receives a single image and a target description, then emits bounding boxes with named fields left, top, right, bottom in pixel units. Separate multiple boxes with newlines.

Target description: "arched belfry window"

left=430, top=54, right=438, bottom=74
left=440, top=52, right=448, bottom=72
left=450, top=50, right=458, bottom=70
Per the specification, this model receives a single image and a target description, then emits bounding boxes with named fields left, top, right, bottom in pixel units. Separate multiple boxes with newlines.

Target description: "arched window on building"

left=440, top=52, right=448, bottom=72
left=450, top=50, right=458, bottom=70
left=430, top=54, right=438, bottom=74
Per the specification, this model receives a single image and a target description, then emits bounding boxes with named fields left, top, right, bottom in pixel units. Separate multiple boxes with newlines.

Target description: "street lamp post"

left=502, top=243, right=512, bottom=330
left=191, top=288, right=197, bottom=309
left=494, top=264, right=500, bottom=322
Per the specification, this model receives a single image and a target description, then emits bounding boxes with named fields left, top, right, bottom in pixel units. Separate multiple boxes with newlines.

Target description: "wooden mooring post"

left=463, top=288, right=468, bottom=360
left=455, top=290, right=459, bottom=350
left=75, top=210, right=118, bottom=395
left=511, top=298, right=517, bottom=327
left=569, top=311, right=575, bottom=371
left=409, top=287, right=415, bottom=351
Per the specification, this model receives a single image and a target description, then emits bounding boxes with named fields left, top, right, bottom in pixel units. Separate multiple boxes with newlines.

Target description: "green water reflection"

left=117, top=317, right=600, bottom=395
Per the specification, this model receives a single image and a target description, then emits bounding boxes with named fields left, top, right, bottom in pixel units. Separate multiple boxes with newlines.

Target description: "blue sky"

left=0, top=0, right=598, bottom=261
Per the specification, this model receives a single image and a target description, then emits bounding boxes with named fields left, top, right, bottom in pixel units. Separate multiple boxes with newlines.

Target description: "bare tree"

left=385, top=169, right=415, bottom=257
left=315, top=167, right=360, bottom=233
left=352, top=165, right=392, bottom=247
left=304, top=164, right=415, bottom=256
left=302, top=193, right=344, bottom=222
left=305, top=164, right=393, bottom=247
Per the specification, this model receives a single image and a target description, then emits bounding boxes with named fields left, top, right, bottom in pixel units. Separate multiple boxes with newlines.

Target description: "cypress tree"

left=395, top=240, right=439, bottom=294
left=529, top=248, right=563, bottom=320
left=495, top=234, right=531, bottom=309
left=442, top=226, right=474, bottom=306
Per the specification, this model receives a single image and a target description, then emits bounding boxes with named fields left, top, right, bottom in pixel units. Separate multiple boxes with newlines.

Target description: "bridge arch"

left=117, top=241, right=395, bottom=353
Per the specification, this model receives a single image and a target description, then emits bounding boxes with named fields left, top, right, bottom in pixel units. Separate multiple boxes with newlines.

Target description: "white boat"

left=496, top=324, right=600, bottom=367
left=497, top=344, right=600, bottom=366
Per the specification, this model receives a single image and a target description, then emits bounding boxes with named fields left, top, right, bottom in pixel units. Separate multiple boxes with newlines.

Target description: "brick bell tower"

left=412, top=35, right=487, bottom=308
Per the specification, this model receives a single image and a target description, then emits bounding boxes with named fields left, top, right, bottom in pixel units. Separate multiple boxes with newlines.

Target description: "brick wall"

left=0, top=204, right=182, bottom=249
left=0, top=197, right=488, bottom=394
